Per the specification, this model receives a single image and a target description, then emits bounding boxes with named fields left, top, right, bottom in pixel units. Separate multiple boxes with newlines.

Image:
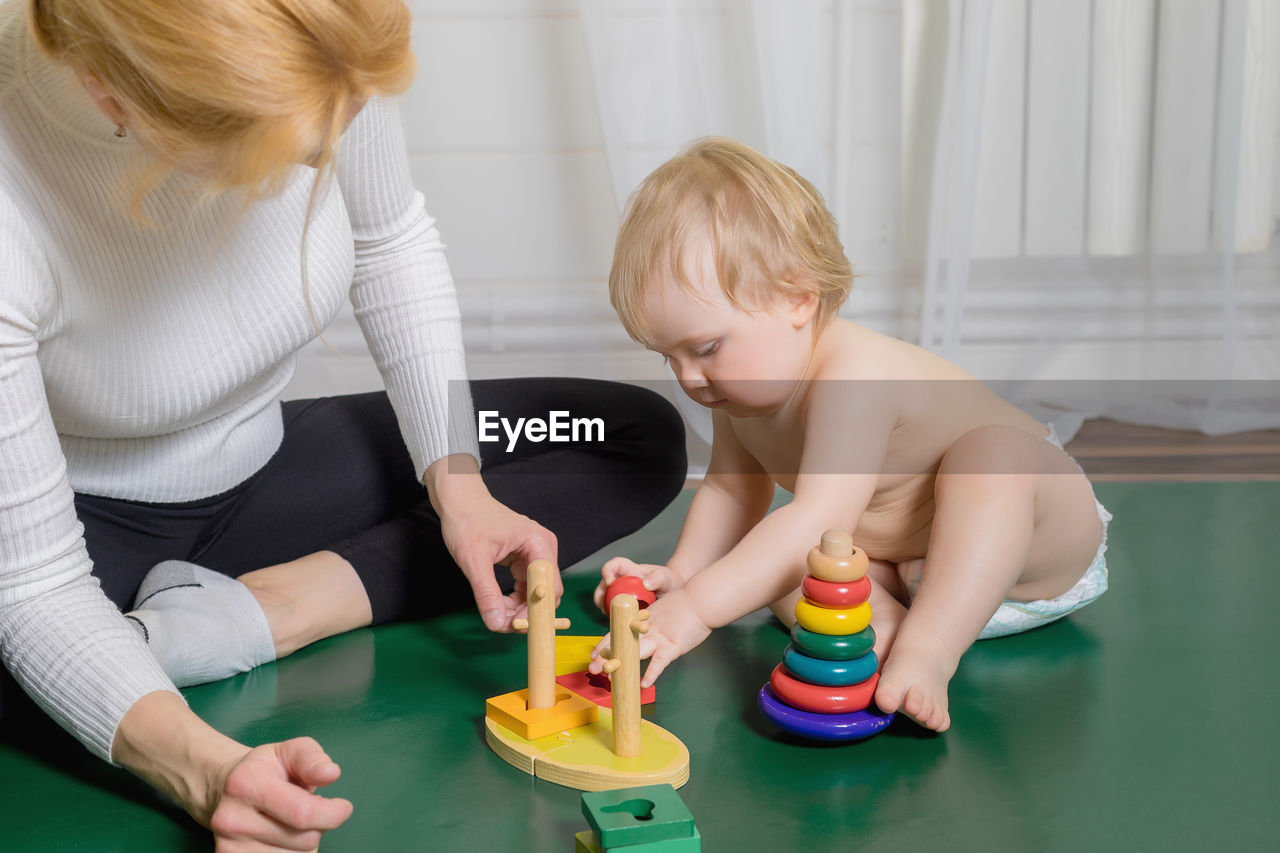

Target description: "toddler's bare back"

left=727, top=320, right=1049, bottom=561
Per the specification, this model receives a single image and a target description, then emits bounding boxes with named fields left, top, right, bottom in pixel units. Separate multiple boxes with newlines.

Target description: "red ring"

left=801, top=575, right=871, bottom=609
left=769, top=664, right=878, bottom=715
left=603, top=575, right=656, bottom=611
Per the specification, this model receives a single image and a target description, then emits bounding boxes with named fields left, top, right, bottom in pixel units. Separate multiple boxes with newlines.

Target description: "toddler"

left=589, top=137, right=1110, bottom=731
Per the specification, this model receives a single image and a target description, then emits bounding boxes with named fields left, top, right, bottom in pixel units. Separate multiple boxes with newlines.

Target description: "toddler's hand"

left=592, top=557, right=683, bottom=612
left=589, top=589, right=711, bottom=688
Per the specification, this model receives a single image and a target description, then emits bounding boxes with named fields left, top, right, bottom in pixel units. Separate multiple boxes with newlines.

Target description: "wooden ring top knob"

left=807, top=531, right=868, bottom=582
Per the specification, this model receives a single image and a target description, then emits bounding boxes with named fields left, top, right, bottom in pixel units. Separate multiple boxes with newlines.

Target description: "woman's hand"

left=592, top=557, right=684, bottom=612
left=425, top=454, right=558, bottom=632
left=588, top=588, right=711, bottom=688
left=113, top=692, right=352, bottom=853
left=209, top=739, right=353, bottom=852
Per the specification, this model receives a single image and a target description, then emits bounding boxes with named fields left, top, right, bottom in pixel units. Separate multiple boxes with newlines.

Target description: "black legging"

left=74, top=378, right=686, bottom=620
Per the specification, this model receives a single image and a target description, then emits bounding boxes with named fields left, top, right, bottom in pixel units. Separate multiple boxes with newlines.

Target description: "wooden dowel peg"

left=608, top=594, right=642, bottom=757
left=525, top=560, right=560, bottom=709
left=820, top=529, right=854, bottom=556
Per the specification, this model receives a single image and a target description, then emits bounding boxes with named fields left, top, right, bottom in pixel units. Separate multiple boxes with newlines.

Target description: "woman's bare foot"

left=874, top=632, right=957, bottom=732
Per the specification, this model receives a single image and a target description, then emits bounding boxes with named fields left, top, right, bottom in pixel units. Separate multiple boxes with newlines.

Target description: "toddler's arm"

left=594, top=413, right=775, bottom=608
left=609, top=383, right=898, bottom=685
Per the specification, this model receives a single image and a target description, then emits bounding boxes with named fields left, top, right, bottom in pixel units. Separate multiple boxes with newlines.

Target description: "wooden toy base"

left=485, top=708, right=690, bottom=791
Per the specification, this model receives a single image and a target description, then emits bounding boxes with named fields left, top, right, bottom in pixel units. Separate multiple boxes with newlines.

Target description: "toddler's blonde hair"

left=29, top=0, right=414, bottom=208
left=610, top=137, right=853, bottom=350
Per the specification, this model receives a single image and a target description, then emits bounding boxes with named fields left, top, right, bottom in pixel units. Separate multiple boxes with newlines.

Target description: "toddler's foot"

left=874, top=637, right=954, bottom=732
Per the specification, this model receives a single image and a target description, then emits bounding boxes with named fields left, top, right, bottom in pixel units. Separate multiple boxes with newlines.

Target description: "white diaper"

left=978, top=424, right=1111, bottom=639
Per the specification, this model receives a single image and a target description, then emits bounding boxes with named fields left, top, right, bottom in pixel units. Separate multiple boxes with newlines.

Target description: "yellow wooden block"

left=485, top=686, right=598, bottom=740
left=556, top=635, right=604, bottom=676
left=575, top=830, right=603, bottom=853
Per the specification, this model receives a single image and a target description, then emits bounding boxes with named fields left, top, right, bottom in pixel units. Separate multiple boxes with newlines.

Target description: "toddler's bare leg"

left=768, top=587, right=803, bottom=627
left=874, top=426, right=1101, bottom=731
left=239, top=551, right=374, bottom=658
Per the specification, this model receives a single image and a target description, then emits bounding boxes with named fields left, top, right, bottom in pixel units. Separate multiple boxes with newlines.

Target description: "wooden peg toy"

left=485, top=560, right=598, bottom=740
left=485, top=571, right=690, bottom=790
left=511, top=560, right=573, bottom=709
left=599, top=593, right=649, bottom=757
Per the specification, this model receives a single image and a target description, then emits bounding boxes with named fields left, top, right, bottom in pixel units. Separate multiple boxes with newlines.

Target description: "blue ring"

left=757, top=685, right=894, bottom=742
left=782, top=646, right=879, bottom=686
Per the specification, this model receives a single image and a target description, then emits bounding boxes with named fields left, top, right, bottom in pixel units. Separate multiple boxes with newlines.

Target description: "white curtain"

left=581, top=0, right=1280, bottom=454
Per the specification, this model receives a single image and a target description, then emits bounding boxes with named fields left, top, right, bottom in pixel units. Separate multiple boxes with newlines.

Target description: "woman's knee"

left=608, top=383, right=688, bottom=501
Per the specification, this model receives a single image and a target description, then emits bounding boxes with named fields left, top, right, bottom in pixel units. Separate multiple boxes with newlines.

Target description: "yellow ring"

left=794, top=599, right=872, bottom=635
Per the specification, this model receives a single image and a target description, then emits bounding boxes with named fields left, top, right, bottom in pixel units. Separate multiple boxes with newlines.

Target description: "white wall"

left=288, top=0, right=647, bottom=400
left=287, top=0, right=1280, bottom=402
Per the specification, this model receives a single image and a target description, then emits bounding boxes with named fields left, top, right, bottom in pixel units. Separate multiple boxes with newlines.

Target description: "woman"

left=0, top=1, right=684, bottom=849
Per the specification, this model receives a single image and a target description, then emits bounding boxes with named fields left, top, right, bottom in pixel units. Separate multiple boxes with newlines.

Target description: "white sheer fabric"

left=582, top=0, right=1280, bottom=450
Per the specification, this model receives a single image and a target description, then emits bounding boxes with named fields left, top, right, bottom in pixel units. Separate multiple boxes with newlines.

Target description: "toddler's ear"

left=783, top=287, right=820, bottom=329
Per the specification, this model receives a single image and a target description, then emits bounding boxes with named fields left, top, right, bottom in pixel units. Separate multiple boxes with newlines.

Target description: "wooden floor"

left=1064, top=418, right=1280, bottom=481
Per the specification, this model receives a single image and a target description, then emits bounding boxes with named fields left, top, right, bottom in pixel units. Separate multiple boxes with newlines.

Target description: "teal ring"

left=790, top=623, right=875, bottom=660
left=783, top=645, right=878, bottom=686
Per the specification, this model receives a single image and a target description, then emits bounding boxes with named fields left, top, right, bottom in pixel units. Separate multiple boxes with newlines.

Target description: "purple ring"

left=757, top=684, right=894, bottom=742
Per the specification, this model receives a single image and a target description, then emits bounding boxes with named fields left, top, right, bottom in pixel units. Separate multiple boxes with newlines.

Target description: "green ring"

left=790, top=623, right=875, bottom=660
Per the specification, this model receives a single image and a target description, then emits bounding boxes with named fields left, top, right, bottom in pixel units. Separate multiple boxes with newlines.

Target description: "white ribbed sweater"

left=0, top=5, right=478, bottom=761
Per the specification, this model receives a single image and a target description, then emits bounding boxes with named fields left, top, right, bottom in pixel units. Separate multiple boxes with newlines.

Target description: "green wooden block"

left=575, top=825, right=703, bottom=853
left=605, top=826, right=701, bottom=852
left=581, top=784, right=695, bottom=848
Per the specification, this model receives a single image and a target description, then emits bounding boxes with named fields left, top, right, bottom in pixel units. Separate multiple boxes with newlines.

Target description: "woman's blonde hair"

left=610, top=137, right=854, bottom=349
left=29, top=0, right=414, bottom=207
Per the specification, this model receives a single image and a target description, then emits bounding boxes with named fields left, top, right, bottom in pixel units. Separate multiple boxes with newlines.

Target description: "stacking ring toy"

left=782, top=646, right=878, bottom=687
left=603, top=575, right=656, bottom=611
left=770, top=665, right=879, bottom=714
left=758, top=685, right=894, bottom=741
left=790, top=623, right=875, bottom=660
left=794, top=599, right=871, bottom=635
left=801, top=575, right=871, bottom=608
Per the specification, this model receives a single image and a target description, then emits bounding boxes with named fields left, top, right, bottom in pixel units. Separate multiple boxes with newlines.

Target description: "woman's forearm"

left=112, top=691, right=249, bottom=827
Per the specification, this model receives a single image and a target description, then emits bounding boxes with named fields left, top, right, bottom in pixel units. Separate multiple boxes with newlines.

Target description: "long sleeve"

left=336, top=99, right=480, bottom=479
left=0, top=193, right=181, bottom=763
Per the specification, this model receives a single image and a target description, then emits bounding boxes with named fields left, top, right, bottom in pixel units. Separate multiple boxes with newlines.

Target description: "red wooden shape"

left=603, top=575, right=657, bottom=611
left=801, top=575, right=872, bottom=609
left=769, top=664, right=878, bottom=715
left=556, top=669, right=656, bottom=709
